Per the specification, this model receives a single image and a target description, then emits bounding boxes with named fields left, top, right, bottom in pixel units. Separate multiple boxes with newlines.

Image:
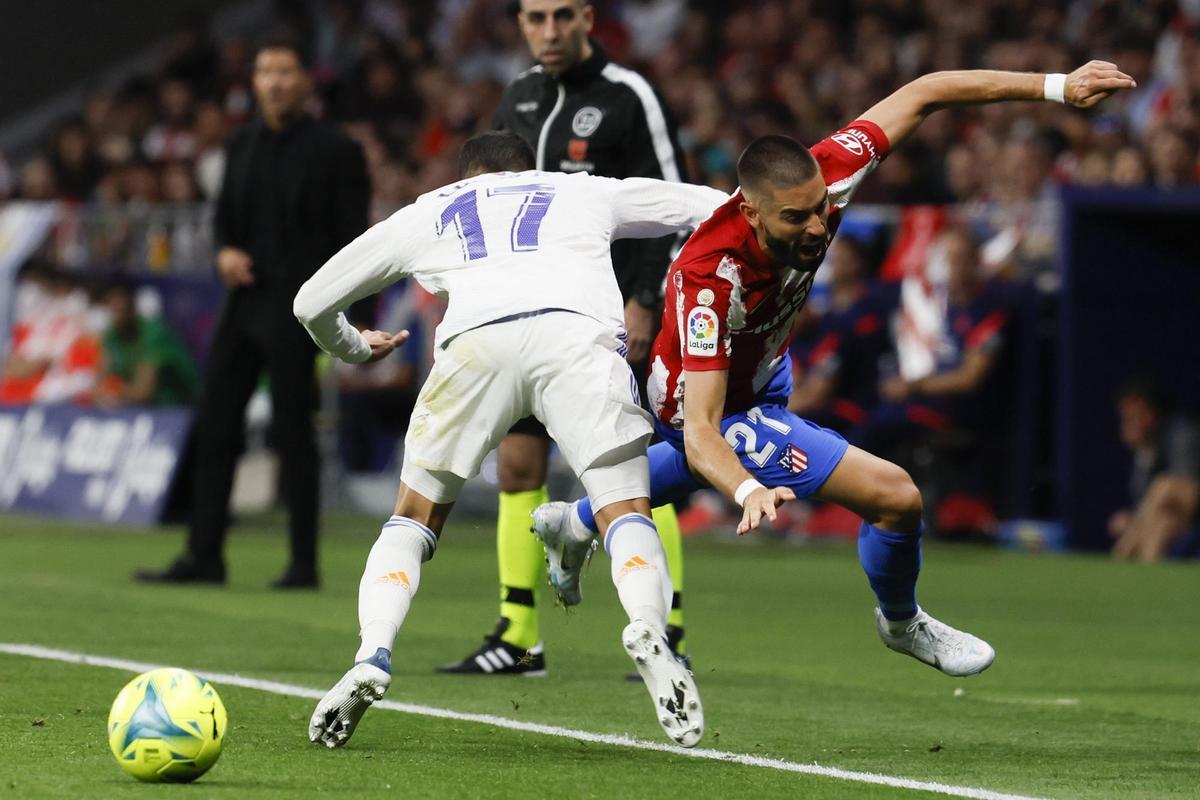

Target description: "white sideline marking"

left=990, top=697, right=1080, bottom=707
left=954, top=689, right=1079, bottom=707
left=0, top=643, right=1048, bottom=800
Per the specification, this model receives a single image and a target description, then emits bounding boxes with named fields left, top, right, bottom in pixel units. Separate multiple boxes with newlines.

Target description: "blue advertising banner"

left=0, top=405, right=191, bottom=525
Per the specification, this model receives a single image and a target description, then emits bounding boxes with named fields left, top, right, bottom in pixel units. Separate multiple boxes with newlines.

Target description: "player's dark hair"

left=254, top=28, right=312, bottom=69
left=459, top=131, right=536, bottom=176
left=737, top=135, right=820, bottom=194
left=511, top=0, right=587, bottom=14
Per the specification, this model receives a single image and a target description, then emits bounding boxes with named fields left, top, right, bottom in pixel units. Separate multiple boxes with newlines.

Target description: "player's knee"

left=874, top=465, right=924, bottom=533
left=497, top=432, right=550, bottom=491
left=497, top=455, right=548, bottom=492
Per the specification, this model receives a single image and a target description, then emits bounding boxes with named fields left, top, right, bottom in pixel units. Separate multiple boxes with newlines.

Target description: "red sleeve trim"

left=965, top=310, right=1008, bottom=351
left=847, top=119, right=891, bottom=159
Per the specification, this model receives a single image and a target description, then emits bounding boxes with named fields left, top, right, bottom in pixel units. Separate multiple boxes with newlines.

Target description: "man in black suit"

left=137, top=33, right=368, bottom=588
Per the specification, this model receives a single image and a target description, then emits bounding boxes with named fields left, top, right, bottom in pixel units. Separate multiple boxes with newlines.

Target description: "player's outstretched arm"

left=294, top=209, right=417, bottom=363
left=607, top=177, right=730, bottom=241
left=859, top=61, right=1137, bottom=150
left=682, top=369, right=796, bottom=534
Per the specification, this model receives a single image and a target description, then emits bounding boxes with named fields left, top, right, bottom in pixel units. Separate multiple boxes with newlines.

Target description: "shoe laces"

left=561, top=537, right=599, bottom=573
left=907, top=617, right=970, bottom=656
left=482, top=619, right=511, bottom=648
left=581, top=537, right=599, bottom=567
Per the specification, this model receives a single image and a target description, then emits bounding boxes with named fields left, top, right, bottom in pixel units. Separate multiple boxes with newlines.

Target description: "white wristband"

left=1043, top=73, right=1067, bottom=104
left=734, top=479, right=765, bottom=507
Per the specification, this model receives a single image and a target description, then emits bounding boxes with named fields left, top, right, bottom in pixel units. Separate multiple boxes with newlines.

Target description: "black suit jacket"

left=213, top=116, right=368, bottom=323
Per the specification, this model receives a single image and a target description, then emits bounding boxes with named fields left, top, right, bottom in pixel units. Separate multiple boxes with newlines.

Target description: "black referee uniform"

left=495, top=41, right=687, bottom=320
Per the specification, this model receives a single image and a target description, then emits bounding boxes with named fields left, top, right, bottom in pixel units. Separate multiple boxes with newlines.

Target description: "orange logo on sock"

left=374, top=571, right=411, bottom=590
left=617, top=555, right=654, bottom=581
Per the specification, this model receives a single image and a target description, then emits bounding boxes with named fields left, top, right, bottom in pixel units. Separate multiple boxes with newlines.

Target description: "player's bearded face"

left=744, top=177, right=830, bottom=272
left=760, top=218, right=828, bottom=272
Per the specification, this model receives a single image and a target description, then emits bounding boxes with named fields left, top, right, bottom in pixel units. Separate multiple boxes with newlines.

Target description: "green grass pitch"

left=1, top=511, right=1198, bottom=798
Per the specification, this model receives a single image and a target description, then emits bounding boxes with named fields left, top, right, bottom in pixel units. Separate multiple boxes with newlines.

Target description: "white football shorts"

left=399, top=310, right=654, bottom=506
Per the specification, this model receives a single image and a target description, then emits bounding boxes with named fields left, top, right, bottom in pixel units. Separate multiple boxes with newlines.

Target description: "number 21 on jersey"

left=436, top=183, right=556, bottom=262
left=724, top=407, right=793, bottom=467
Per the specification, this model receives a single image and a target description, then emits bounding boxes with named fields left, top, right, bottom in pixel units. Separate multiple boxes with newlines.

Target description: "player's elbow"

left=292, top=284, right=319, bottom=328
left=905, top=72, right=949, bottom=113
left=682, top=417, right=719, bottom=454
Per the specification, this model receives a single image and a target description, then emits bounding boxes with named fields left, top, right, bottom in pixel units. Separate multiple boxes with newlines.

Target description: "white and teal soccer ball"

left=107, top=668, right=226, bottom=783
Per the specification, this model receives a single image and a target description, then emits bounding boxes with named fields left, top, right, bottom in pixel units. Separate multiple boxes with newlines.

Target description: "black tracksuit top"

left=494, top=44, right=688, bottom=307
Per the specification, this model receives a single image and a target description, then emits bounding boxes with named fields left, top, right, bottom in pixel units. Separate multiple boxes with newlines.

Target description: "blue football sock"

left=576, top=442, right=699, bottom=534
left=857, top=521, right=923, bottom=621
left=577, top=493, right=598, bottom=532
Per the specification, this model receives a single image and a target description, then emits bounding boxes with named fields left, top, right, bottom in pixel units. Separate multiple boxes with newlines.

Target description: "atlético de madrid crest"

left=572, top=106, right=603, bottom=137
left=778, top=444, right=809, bottom=474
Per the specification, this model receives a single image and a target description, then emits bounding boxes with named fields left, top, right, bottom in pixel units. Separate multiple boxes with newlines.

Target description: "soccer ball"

left=107, top=668, right=227, bottom=783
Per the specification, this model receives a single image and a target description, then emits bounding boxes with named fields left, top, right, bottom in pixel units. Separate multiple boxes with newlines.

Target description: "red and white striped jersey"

left=648, top=120, right=891, bottom=429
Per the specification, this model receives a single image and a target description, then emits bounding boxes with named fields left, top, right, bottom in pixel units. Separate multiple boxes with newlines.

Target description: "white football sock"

left=604, top=513, right=672, bottom=631
left=883, top=608, right=921, bottom=636
left=354, top=516, right=438, bottom=662
left=568, top=503, right=598, bottom=544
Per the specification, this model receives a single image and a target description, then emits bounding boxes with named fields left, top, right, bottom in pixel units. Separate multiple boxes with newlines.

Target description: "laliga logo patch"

left=831, top=132, right=863, bottom=156
left=688, top=309, right=715, bottom=339
left=686, top=306, right=718, bottom=357
left=572, top=106, right=603, bottom=137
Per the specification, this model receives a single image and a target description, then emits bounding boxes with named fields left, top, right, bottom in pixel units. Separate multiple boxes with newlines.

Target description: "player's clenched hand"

left=1064, top=61, right=1136, bottom=109
left=362, top=329, right=410, bottom=363
left=737, top=486, right=796, bottom=535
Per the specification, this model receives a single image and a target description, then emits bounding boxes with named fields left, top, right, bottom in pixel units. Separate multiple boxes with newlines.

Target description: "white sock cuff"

left=382, top=515, right=438, bottom=561
left=603, top=512, right=655, bottom=555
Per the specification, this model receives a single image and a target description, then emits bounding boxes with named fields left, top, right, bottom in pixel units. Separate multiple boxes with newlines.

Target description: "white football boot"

left=308, top=651, right=392, bottom=748
left=530, top=501, right=598, bottom=606
left=874, top=608, right=995, bottom=677
left=623, top=619, right=704, bottom=748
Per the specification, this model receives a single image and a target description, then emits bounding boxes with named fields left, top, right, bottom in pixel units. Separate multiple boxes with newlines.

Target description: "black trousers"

left=337, top=387, right=417, bottom=472
left=186, top=305, right=320, bottom=568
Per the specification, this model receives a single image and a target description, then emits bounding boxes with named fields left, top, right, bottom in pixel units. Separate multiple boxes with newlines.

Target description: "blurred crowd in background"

left=5, top=1, right=1200, bottom=213
left=2, top=0, right=1198, bottom=549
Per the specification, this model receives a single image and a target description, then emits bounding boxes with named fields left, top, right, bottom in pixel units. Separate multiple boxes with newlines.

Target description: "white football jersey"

left=294, top=170, right=729, bottom=362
